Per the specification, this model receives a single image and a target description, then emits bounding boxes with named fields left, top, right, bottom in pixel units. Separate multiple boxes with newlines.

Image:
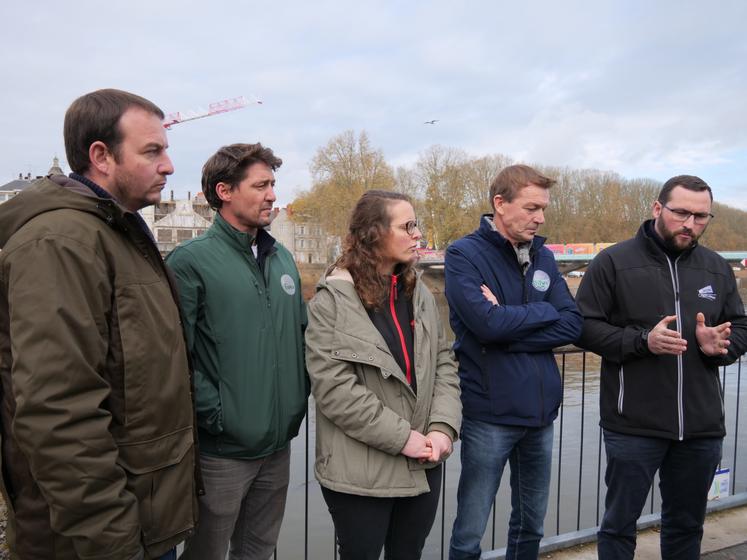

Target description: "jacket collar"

left=637, top=219, right=698, bottom=262
left=477, top=213, right=546, bottom=253
left=211, top=212, right=276, bottom=256
left=321, top=267, right=427, bottom=316
left=317, top=268, right=430, bottom=386
left=0, top=174, right=148, bottom=240
left=69, top=173, right=155, bottom=241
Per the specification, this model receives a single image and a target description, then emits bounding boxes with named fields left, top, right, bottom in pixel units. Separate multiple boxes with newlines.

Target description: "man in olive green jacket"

left=0, top=90, right=198, bottom=559
left=167, top=143, right=308, bottom=560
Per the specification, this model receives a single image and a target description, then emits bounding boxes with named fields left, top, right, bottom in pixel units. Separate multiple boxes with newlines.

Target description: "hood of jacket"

left=317, top=266, right=420, bottom=311
left=0, top=175, right=127, bottom=248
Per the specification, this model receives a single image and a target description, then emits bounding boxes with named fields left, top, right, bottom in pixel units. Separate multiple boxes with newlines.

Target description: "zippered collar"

left=637, top=219, right=697, bottom=264
left=385, top=263, right=407, bottom=299
left=320, top=267, right=427, bottom=316
left=211, top=212, right=277, bottom=257
left=477, top=213, right=546, bottom=254
left=319, top=268, right=427, bottom=392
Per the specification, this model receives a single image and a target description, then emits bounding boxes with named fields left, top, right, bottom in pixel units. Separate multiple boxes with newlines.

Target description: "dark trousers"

left=598, top=429, right=722, bottom=560
left=321, top=464, right=443, bottom=560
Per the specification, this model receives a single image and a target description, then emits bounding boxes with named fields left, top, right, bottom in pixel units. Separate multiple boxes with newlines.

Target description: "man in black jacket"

left=576, top=175, right=747, bottom=560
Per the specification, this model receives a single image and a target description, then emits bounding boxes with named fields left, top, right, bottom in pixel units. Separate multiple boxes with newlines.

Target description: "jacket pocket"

left=194, top=370, right=223, bottom=435
left=317, top=417, right=415, bottom=491
left=115, top=281, right=191, bottom=428
left=116, top=427, right=196, bottom=546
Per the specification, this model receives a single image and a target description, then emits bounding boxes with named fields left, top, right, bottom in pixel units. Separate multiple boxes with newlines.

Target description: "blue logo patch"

left=698, top=285, right=716, bottom=301
left=532, top=270, right=551, bottom=292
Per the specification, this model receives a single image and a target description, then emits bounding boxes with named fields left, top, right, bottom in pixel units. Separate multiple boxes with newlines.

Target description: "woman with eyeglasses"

left=305, top=190, right=462, bottom=559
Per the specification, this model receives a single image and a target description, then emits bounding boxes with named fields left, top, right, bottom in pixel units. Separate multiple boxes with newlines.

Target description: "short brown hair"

left=64, top=89, right=164, bottom=174
left=658, top=175, right=713, bottom=204
left=201, top=143, right=283, bottom=209
left=489, top=164, right=556, bottom=209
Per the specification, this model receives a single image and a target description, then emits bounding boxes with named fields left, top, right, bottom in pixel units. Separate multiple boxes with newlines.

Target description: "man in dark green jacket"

left=167, top=143, right=308, bottom=560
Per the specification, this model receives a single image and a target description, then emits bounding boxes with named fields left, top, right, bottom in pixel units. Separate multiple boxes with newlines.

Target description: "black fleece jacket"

left=576, top=220, right=747, bottom=440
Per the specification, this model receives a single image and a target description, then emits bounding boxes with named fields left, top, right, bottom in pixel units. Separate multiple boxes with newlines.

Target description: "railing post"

left=576, top=353, right=587, bottom=531
left=556, top=353, right=566, bottom=535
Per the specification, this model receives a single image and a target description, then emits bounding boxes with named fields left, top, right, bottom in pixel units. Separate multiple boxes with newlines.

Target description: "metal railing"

left=273, top=351, right=746, bottom=559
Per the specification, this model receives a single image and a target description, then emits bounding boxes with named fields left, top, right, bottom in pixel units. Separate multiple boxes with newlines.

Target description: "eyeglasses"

left=662, top=205, right=713, bottom=225
left=393, top=220, right=420, bottom=236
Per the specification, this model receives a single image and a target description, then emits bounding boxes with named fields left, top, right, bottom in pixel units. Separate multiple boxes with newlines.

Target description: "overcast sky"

left=2, top=1, right=746, bottom=210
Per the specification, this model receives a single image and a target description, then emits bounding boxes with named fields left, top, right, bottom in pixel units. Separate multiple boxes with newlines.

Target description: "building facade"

left=0, top=157, right=65, bottom=204
left=269, top=207, right=331, bottom=264
left=140, top=191, right=215, bottom=255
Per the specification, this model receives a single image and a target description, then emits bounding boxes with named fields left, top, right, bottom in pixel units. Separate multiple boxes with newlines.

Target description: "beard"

left=655, top=219, right=701, bottom=252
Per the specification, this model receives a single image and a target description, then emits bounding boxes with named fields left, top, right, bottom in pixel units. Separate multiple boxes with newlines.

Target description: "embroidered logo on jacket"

left=532, top=270, right=551, bottom=292
left=698, top=285, right=716, bottom=301
left=281, top=274, right=296, bottom=295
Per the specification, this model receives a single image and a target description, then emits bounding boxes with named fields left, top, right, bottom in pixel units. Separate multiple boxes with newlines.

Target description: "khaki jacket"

left=305, top=268, right=461, bottom=497
left=0, top=177, right=198, bottom=559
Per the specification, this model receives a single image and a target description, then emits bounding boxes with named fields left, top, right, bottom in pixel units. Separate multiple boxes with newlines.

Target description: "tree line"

left=291, top=130, right=747, bottom=251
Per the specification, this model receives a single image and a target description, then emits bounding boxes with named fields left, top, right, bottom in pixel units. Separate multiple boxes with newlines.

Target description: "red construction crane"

left=163, top=96, right=262, bottom=129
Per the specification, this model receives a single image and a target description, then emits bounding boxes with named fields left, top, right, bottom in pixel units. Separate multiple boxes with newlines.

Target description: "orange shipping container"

left=594, top=242, right=616, bottom=253
left=564, top=243, right=595, bottom=255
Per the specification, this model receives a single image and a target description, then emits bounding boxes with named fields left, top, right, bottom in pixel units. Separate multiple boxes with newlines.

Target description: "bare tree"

left=291, top=130, right=395, bottom=238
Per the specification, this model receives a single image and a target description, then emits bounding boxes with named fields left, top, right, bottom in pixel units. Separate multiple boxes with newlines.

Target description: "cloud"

left=1, top=1, right=745, bottom=211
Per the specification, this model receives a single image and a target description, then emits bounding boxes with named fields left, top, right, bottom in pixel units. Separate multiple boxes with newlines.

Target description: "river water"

left=274, top=275, right=747, bottom=559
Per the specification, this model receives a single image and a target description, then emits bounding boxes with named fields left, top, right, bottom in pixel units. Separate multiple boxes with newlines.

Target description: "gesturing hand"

left=695, top=312, right=731, bottom=356
left=647, top=315, right=687, bottom=355
left=401, top=430, right=432, bottom=460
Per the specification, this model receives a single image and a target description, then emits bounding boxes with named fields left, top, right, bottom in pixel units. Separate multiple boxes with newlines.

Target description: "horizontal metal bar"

left=482, top=492, right=747, bottom=559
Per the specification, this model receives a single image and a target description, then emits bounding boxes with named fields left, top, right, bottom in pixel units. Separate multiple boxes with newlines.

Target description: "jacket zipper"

left=247, top=243, right=282, bottom=445
left=523, top=251, right=545, bottom=424
left=618, top=365, right=625, bottom=415
left=665, top=256, right=685, bottom=440
left=389, top=275, right=412, bottom=385
left=264, top=250, right=283, bottom=444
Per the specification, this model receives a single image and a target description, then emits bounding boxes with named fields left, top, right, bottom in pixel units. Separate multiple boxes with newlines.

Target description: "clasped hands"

left=401, top=430, right=453, bottom=464
left=647, top=313, right=731, bottom=357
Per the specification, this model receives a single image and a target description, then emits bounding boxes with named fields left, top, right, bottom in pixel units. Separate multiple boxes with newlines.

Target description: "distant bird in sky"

left=424, top=119, right=439, bottom=125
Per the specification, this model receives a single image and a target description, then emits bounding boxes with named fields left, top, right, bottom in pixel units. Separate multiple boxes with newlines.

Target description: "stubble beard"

left=113, top=171, right=161, bottom=212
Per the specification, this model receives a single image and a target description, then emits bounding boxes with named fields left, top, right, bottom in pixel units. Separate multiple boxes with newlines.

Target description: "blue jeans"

left=449, top=417, right=553, bottom=560
left=598, top=429, right=722, bottom=560
left=157, top=550, right=176, bottom=560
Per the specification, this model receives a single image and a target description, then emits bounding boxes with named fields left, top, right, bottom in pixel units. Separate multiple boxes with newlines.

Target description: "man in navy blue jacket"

left=447, top=164, right=582, bottom=560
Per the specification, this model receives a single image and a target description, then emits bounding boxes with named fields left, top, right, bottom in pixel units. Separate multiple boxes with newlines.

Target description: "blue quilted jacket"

left=445, top=215, right=582, bottom=427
